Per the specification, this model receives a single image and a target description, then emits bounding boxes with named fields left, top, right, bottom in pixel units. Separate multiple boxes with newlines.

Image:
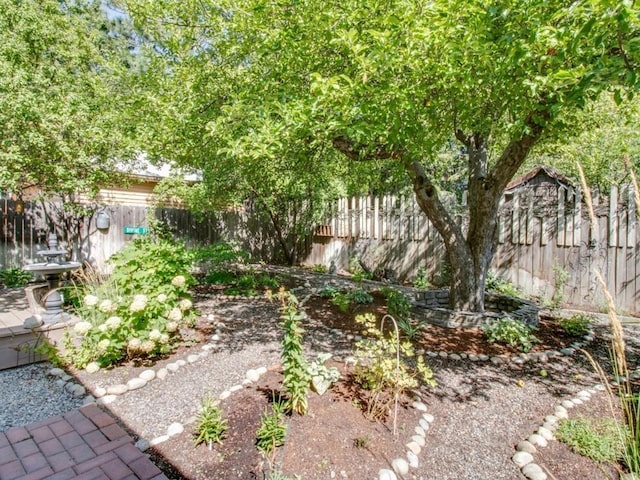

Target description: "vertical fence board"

left=609, top=186, right=619, bottom=247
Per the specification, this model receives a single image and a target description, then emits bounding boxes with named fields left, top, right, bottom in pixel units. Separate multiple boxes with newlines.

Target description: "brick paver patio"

left=0, top=404, right=167, bottom=480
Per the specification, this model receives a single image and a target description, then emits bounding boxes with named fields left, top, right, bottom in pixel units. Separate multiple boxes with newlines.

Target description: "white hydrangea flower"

left=85, top=362, right=100, bottom=374
left=179, top=298, right=193, bottom=311
left=128, top=338, right=142, bottom=351
left=149, top=329, right=162, bottom=341
left=105, top=316, right=122, bottom=330
left=159, top=333, right=169, bottom=344
left=168, top=307, right=183, bottom=322
left=157, top=293, right=168, bottom=303
left=84, top=295, right=99, bottom=307
left=98, top=324, right=108, bottom=332
left=98, top=299, right=116, bottom=313
left=98, top=339, right=110, bottom=351
left=165, top=321, right=178, bottom=333
left=171, top=275, right=186, bottom=288
left=140, top=340, right=155, bottom=353
left=129, top=294, right=148, bottom=312
left=73, top=321, right=92, bottom=336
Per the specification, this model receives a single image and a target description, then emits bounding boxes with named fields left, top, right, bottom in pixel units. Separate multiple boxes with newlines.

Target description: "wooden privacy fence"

left=307, top=184, right=640, bottom=314
left=0, top=198, right=280, bottom=274
left=2, top=180, right=639, bottom=313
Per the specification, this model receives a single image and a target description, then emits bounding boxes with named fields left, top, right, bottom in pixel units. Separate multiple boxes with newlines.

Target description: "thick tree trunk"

left=406, top=118, right=546, bottom=312
left=405, top=160, right=488, bottom=311
left=334, top=113, right=547, bottom=312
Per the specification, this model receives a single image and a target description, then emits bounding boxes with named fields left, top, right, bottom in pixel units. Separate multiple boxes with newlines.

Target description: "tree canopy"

left=0, top=0, right=139, bottom=197
left=123, top=0, right=638, bottom=310
left=527, top=93, right=640, bottom=191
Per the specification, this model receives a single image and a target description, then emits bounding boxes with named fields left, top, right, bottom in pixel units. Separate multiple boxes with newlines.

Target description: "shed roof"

left=506, top=165, right=574, bottom=191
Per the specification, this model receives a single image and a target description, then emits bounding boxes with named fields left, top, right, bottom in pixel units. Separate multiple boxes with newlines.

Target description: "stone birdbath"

left=23, top=232, right=81, bottom=325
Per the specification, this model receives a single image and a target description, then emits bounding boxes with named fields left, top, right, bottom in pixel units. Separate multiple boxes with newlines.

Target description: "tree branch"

left=332, top=136, right=402, bottom=161
left=487, top=110, right=550, bottom=193
left=403, top=159, right=469, bottom=259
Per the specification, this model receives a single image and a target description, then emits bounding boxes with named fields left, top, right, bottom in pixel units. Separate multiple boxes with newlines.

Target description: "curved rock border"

left=421, top=328, right=595, bottom=365
left=511, top=384, right=606, bottom=480
left=378, top=395, right=434, bottom=480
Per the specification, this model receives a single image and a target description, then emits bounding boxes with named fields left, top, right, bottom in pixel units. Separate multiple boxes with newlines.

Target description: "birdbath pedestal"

left=23, top=233, right=81, bottom=324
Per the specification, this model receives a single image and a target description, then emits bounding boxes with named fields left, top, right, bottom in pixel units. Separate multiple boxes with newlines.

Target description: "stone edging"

left=511, top=384, right=606, bottom=480
left=377, top=395, right=434, bottom=480
left=421, top=328, right=595, bottom=365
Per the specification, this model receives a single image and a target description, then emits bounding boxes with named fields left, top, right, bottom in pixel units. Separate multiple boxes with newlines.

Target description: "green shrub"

left=193, top=395, right=228, bottom=447
left=204, top=269, right=237, bottom=285
left=347, top=288, right=373, bottom=305
left=217, top=270, right=280, bottom=296
left=0, top=267, right=32, bottom=288
left=483, top=317, right=538, bottom=352
left=317, top=285, right=340, bottom=298
left=559, top=314, right=593, bottom=336
left=192, top=241, right=249, bottom=268
left=354, top=313, right=436, bottom=421
left=486, top=272, right=521, bottom=297
left=63, top=239, right=196, bottom=369
left=311, top=264, right=328, bottom=273
left=331, top=292, right=351, bottom=312
left=556, top=416, right=626, bottom=464
left=329, top=287, right=373, bottom=312
left=412, top=267, right=430, bottom=289
left=383, top=288, right=412, bottom=323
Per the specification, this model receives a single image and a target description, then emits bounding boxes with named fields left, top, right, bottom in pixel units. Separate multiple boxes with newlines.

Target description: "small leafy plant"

left=559, top=314, right=593, bottom=337
left=483, top=317, right=539, bottom=352
left=193, top=395, right=228, bottom=448
left=383, top=288, right=412, bottom=323
left=331, top=292, right=351, bottom=312
left=329, top=287, right=373, bottom=312
left=556, top=416, right=627, bottom=464
left=353, top=435, right=370, bottom=449
left=256, top=399, right=287, bottom=459
left=272, top=289, right=309, bottom=415
left=412, top=267, right=430, bottom=289
left=212, top=269, right=280, bottom=296
left=354, top=313, right=436, bottom=422
left=485, top=272, right=522, bottom=297
left=396, top=317, right=426, bottom=341
left=347, top=288, right=373, bottom=305
left=317, top=285, right=340, bottom=298
left=307, top=353, right=341, bottom=395
left=0, top=267, right=33, bottom=288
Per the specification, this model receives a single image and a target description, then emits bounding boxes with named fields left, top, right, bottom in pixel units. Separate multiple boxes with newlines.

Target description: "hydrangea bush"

left=64, top=238, right=196, bottom=370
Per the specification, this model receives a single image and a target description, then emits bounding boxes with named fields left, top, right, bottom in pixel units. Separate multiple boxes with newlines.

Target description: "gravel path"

left=415, top=356, right=601, bottom=480
left=0, top=362, right=84, bottom=431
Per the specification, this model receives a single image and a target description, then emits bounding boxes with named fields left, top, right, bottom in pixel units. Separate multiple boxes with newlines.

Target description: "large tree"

left=124, top=0, right=638, bottom=311
left=0, top=0, right=139, bottom=196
